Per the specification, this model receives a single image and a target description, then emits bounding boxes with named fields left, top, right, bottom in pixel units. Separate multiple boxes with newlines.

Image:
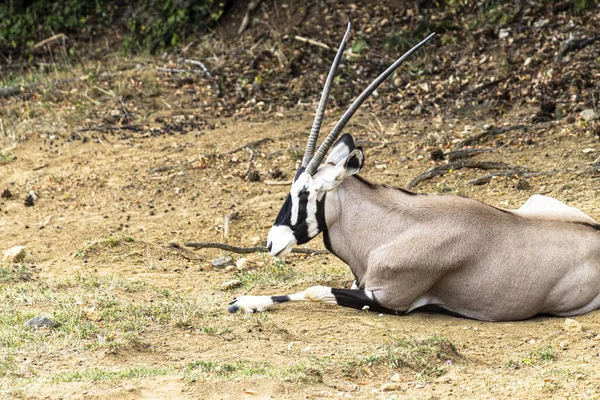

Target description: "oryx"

left=227, top=24, right=600, bottom=321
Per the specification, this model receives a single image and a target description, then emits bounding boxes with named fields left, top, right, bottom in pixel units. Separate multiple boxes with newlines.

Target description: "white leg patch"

left=228, top=296, right=275, bottom=313
left=303, top=286, right=337, bottom=304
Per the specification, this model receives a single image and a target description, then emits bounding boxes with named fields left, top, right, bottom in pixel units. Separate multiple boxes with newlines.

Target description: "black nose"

left=267, top=242, right=272, bottom=252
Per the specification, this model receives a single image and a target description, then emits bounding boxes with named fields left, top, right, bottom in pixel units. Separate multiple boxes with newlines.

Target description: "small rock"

left=382, top=383, right=401, bottom=392
left=250, top=236, right=262, bottom=246
left=559, top=340, right=569, bottom=349
left=221, top=279, right=242, bottom=290
left=236, top=257, right=250, bottom=271
left=430, top=149, right=445, bottom=161
left=580, top=109, right=599, bottom=122
left=211, top=256, right=234, bottom=269
left=25, top=316, right=57, bottom=329
left=2, top=246, right=26, bottom=263
left=390, top=373, right=402, bottom=382
left=564, top=318, right=583, bottom=332
left=411, top=105, right=423, bottom=116
left=83, top=307, right=102, bottom=322
left=247, top=171, right=261, bottom=182
left=24, top=191, right=38, bottom=207
left=1, top=189, right=12, bottom=199
left=224, top=265, right=236, bottom=272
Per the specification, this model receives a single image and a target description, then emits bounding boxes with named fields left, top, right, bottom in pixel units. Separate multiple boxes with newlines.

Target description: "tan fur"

left=324, top=177, right=600, bottom=321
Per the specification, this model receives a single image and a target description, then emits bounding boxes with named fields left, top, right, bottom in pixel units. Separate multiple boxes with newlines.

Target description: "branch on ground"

left=225, top=138, right=274, bottom=155
left=184, top=241, right=329, bottom=255
left=453, top=125, right=528, bottom=150
left=407, top=160, right=512, bottom=188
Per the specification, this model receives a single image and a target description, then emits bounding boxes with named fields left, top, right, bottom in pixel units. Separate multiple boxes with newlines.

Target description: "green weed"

left=356, top=335, right=459, bottom=377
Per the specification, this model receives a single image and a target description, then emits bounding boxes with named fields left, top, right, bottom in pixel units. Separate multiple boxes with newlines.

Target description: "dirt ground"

left=1, top=96, right=600, bottom=398
left=1, top=1, right=600, bottom=396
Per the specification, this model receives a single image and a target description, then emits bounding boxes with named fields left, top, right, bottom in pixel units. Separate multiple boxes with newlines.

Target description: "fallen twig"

left=463, top=77, right=507, bottom=98
left=78, top=124, right=143, bottom=133
left=33, top=163, right=50, bottom=171
left=184, top=241, right=329, bottom=255
left=407, top=160, right=512, bottom=188
left=557, top=35, right=600, bottom=59
left=245, top=148, right=255, bottom=178
left=445, top=147, right=496, bottom=162
left=225, top=137, right=273, bottom=155
left=454, top=125, right=528, bottom=150
left=467, top=170, right=559, bottom=186
left=264, top=180, right=292, bottom=186
left=179, top=59, right=222, bottom=97
left=31, top=33, right=68, bottom=52
left=156, top=67, right=206, bottom=75
left=286, top=35, right=332, bottom=51
left=238, top=0, right=262, bottom=34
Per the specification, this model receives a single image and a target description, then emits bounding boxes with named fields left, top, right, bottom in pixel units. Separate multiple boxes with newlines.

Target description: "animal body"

left=227, top=24, right=600, bottom=321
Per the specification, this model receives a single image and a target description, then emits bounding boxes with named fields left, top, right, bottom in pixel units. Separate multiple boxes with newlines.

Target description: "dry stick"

left=468, top=165, right=600, bottom=186
left=453, top=125, right=528, bottom=150
left=445, top=147, right=496, bottom=162
left=225, top=137, right=273, bottom=155
left=184, top=242, right=330, bottom=255
left=557, top=36, right=600, bottom=59
left=155, top=67, right=206, bottom=75
left=32, top=163, right=50, bottom=171
left=264, top=180, right=292, bottom=186
left=245, top=148, right=255, bottom=178
left=31, top=33, right=68, bottom=52
left=462, top=77, right=507, bottom=98
left=287, top=35, right=332, bottom=51
left=78, top=124, right=142, bottom=133
left=406, top=160, right=512, bottom=189
left=467, top=170, right=559, bottom=186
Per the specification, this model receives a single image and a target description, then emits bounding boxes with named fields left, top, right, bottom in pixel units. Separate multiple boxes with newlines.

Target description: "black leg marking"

left=271, top=295, right=290, bottom=304
left=331, top=289, right=400, bottom=315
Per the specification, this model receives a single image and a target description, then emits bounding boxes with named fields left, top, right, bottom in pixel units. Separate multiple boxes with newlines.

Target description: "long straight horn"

left=301, top=22, right=352, bottom=168
left=305, top=32, right=436, bottom=175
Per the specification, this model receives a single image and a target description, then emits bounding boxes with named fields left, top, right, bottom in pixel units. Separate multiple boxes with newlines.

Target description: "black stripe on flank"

left=352, top=175, right=419, bottom=196
left=271, top=295, right=290, bottom=304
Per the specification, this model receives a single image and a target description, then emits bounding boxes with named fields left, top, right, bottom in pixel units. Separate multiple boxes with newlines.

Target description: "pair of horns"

left=301, top=22, right=435, bottom=176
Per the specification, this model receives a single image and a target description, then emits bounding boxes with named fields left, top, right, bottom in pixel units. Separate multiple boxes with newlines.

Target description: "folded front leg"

left=227, top=286, right=398, bottom=314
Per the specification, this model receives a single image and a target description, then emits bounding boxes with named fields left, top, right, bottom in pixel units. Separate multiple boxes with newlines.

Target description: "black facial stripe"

left=273, top=195, right=293, bottom=226
left=294, top=193, right=311, bottom=244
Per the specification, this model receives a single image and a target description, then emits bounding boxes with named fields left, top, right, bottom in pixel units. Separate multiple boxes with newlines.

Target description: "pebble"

left=390, top=373, right=402, bottom=382
left=580, top=109, right=599, bottom=122
left=381, top=383, right=401, bottom=392
left=25, top=316, right=57, bottom=329
left=564, top=318, right=583, bottom=332
left=236, top=257, right=250, bottom=271
left=211, top=256, right=234, bottom=269
left=2, top=246, right=26, bottom=263
left=221, top=279, right=242, bottom=290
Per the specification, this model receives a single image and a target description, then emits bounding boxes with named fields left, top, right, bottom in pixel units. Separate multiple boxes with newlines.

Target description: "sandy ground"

left=1, top=106, right=600, bottom=399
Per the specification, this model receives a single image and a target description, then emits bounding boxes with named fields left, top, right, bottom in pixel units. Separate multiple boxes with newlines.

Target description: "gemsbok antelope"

left=227, top=23, right=600, bottom=321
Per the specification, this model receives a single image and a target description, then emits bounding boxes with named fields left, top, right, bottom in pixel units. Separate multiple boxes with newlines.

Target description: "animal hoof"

left=227, top=304, right=240, bottom=313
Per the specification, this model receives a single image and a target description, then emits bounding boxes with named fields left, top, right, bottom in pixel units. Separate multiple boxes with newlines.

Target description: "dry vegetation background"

left=1, top=0, right=600, bottom=398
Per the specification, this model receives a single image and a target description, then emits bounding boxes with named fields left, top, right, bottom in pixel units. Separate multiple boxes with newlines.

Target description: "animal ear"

left=325, top=133, right=356, bottom=165
left=344, top=147, right=364, bottom=175
left=315, top=147, right=364, bottom=192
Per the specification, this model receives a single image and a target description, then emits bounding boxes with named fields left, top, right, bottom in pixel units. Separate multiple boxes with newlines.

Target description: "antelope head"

left=267, top=24, right=434, bottom=257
